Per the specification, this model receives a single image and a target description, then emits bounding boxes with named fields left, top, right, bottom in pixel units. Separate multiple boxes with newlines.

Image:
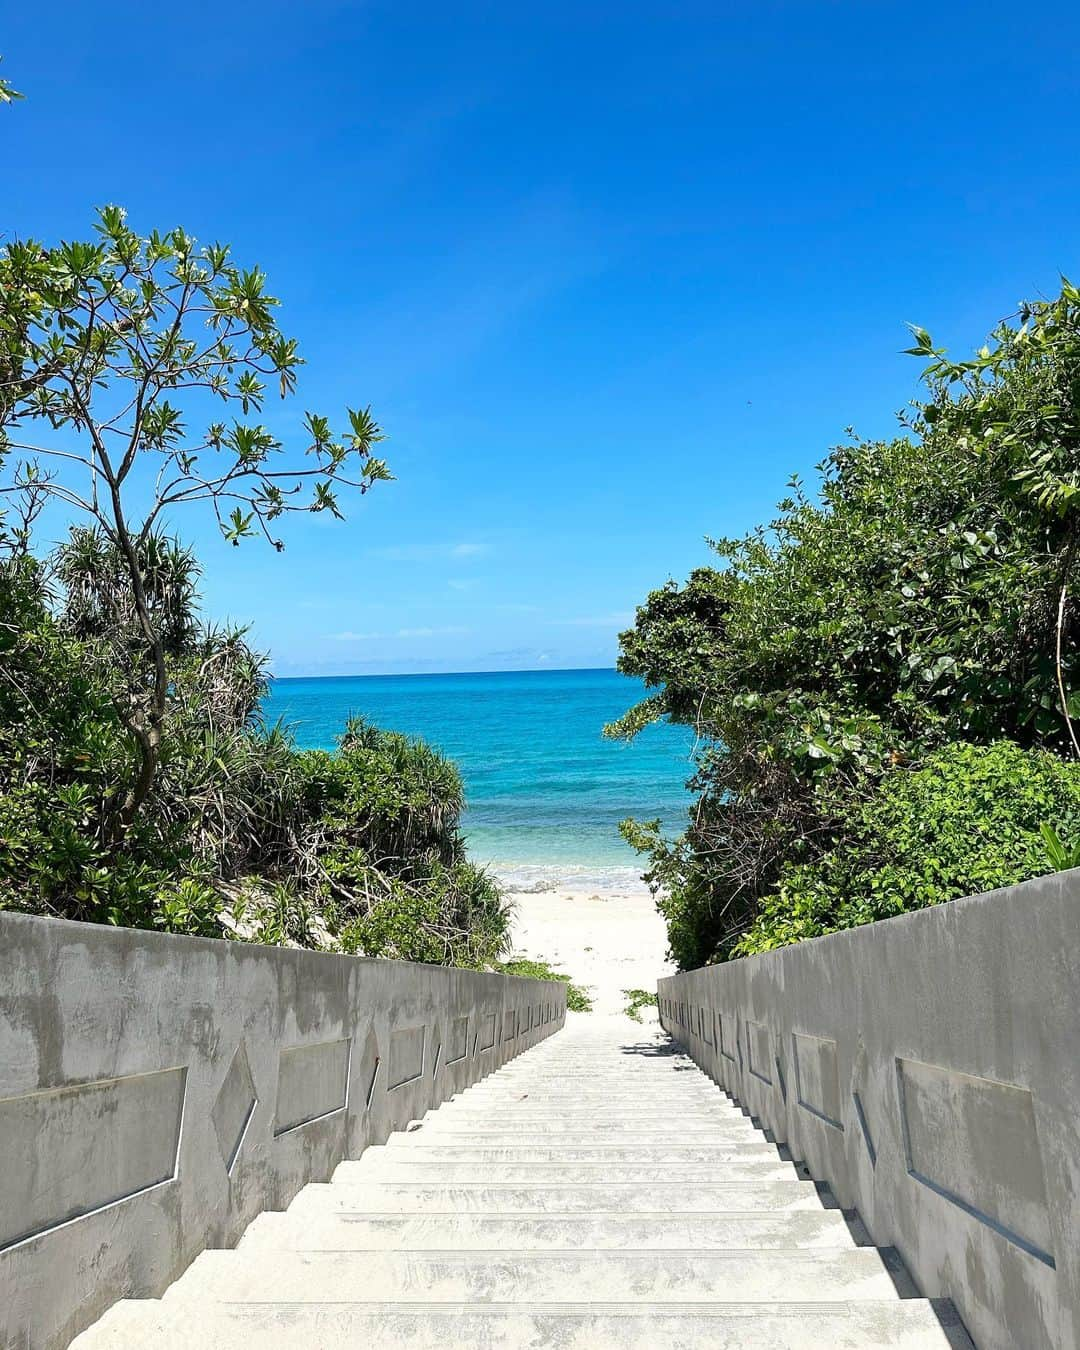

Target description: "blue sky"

left=6, top=1, right=1080, bottom=674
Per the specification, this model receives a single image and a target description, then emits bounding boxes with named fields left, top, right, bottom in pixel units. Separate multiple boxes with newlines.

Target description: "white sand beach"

left=504, top=882, right=674, bottom=1022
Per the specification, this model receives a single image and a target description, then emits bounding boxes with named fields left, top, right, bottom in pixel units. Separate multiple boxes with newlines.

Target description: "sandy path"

left=505, top=884, right=674, bottom=1023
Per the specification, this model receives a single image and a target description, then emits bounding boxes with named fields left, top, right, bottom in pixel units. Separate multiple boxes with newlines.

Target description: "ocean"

left=263, top=668, right=694, bottom=892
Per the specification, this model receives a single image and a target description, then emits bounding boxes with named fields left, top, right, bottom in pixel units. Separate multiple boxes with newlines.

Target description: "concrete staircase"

left=73, top=1019, right=972, bottom=1348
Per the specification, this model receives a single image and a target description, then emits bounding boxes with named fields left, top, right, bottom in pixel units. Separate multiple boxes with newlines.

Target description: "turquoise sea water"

left=263, top=668, right=693, bottom=890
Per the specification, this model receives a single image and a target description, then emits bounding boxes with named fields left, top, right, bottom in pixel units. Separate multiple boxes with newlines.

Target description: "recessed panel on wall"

left=719, top=1012, right=735, bottom=1061
left=896, top=1056, right=1055, bottom=1267
left=211, top=1041, right=258, bottom=1174
left=503, top=1009, right=518, bottom=1042
left=0, top=1066, right=186, bottom=1251
left=274, top=1037, right=350, bottom=1135
left=793, top=1031, right=843, bottom=1130
left=478, top=1012, right=496, bottom=1050
left=388, top=1025, right=426, bottom=1089
left=747, top=1021, right=773, bottom=1085
left=447, top=1015, right=469, bottom=1064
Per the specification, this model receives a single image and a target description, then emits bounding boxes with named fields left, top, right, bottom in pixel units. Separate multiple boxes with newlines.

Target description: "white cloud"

left=329, top=623, right=472, bottom=642
left=396, top=625, right=471, bottom=638
left=368, top=541, right=490, bottom=563
left=486, top=646, right=554, bottom=662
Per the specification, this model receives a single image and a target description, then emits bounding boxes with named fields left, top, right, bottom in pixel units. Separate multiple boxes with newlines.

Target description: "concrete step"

left=407, top=1127, right=763, bottom=1143
left=481, top=1076, right=710, bottom=1085
left=488, top=1063, right=707, bottom=1074
left=236, top=1209, right=865, bottom=1252
left=479, top=1066, right=713, bottom=1072
left=439, top=1113, right=741, bottom=1124
left=452, top=1087, right=728, bottom=1102
left=454, top=1082, right=714, bottom=1093
left=448, top=1100, right=729, bottom=1113
left=458, top=1068, right=719, bottom=1080
left=370, top=1142, right=781, bottom=1163
left=480, top=1074, right=710, bottom=1085
left=71, top=1298, right=975, bottom=1349
left=464, top=1063, right=714, bottom=1076
left=417, top=1117, right=760, bottom=1135
left=454, top=1089, right=727, bottom=1097
left=437, top=1111, right=742, bottom=1126
left=285, top=1179, right=833, bottom=1214
left=485, top=1059, right=700, bottom=1066
left=336, top=1159, right=801, bottom=1184
left=501, top=1086, right=725, bottom=1095
left=466, top=1070, right=720, bottom=1079
left=452, top=1083, right=726, bottom=1094
left=161, top=1247, right=917, bottom=1306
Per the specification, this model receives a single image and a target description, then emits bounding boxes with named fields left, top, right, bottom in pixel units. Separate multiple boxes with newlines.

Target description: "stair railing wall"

left=0, top=912, right=566, bottom=1350
left=658, top=869, right=1080, bottom=1350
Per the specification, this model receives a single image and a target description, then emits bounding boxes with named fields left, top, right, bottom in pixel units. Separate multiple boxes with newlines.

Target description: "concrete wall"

left=0, top=913, right=566, bottom=1350
left=658, top=869, right=1080, bottom=1350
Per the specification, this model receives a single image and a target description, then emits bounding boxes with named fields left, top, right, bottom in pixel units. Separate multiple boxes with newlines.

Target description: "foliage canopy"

left=612, top=281, right=1080, bottom=967
left=0, top=207, right=505, bottom=969
left=0, top=543, right=510, bottom=965
left=0, top=207, right=389, bottom=841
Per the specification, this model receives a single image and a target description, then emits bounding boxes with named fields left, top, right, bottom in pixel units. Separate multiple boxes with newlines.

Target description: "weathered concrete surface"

left=0, top=912, right=565, bottom=1350
left=70, top=1018, right=969, bottom=1349
left=659, top=868, right=1080, bottom=1350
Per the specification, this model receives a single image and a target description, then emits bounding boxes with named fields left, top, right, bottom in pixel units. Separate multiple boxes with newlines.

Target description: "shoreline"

left=484, top=858, right=654, bottom=898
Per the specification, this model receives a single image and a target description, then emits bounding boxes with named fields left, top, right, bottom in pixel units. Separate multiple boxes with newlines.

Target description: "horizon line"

left=269, top=663, right=622, bottom=682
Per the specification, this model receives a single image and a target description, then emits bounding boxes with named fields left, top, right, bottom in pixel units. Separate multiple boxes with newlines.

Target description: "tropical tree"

left=0, top=207, right=390, bottom=839
left=1, top=539, right=511, bottom=964
left=906, top=283, right=1080, bottom=753
left=612, top=280, right=1080, bottom=967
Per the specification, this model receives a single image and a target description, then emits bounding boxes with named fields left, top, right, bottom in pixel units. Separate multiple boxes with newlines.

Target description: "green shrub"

left=622, top=988, right=658, bottom=1021
left=613, top=281, right=1080, bottom=967
left=739, top=742, right=1080, bottom=954
left=0, top=546, right=511, bottom=965
left=497, top=958, right=593, bottom=1012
